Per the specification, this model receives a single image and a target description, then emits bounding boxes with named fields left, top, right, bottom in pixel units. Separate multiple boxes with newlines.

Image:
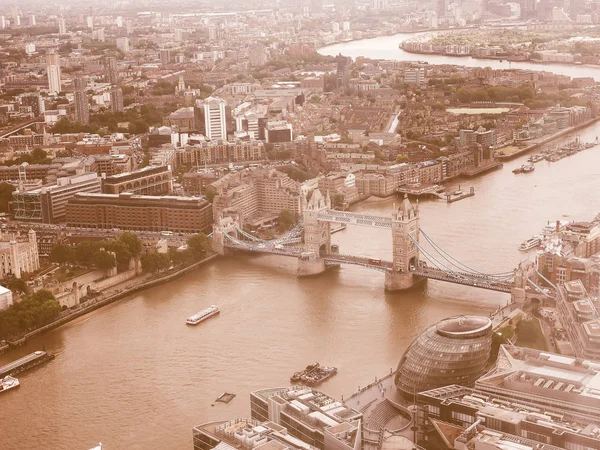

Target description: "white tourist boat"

left=0, top=375, right=20, bottom=393
left=518, top=236, right=541, bottom=251
left=186, top=305, right=220, bottom=325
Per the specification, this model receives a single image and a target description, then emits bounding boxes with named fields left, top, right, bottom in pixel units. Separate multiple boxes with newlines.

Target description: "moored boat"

left=186, top=305, right=219, bottom=325
left=518, top=236, right=541, bottom=251
left=290, top=362, right=338, bottom=386
left=0, top=375, right=20, bottom=393
left=522, top=164, right=535, bottom=173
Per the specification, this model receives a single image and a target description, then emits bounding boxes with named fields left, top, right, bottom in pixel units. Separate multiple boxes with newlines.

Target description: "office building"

left=93, top=28, right=105, bottom=42
left=476, top=345, right=600, bottom=419
left=265, top=121, right=293, bottom=144
left=102, top=166, right=173, bottom=196
left=46, top=51, right=61, bottom=94
left=0, top=230, right=39, bottom=279
left=182, top=171, right=219, bottom=195
left=537, top=218, right=600, bottom=292
left=105, top=56, right=118, bottom=84
left=249, top=43, right=268, bottom=67
left=160, top=49, right=171, bottom=65
left=58, top=16, right=66, bottom=34
left=66, top=193, right=213, bottom=234
left=110, top=87, right=124, bottom=113
left=0, top=285, right=13, bottom=310
left=0, top=16, right=5, bottom=29
left=555, top=280, right=600, bottom=360
left=417, top=343, right=600, bottom=450
left=28, top=15, right=35, bottom=27
left=116, top=37, right=129, bottom=53
left=193, top=418, right=320, bottom=450
left=250, top=386, right=362, bottom=450
left=417, top=382, right=600, bottom=449
left=73, top=77, right=90, bottom=125
left=177, top=140, right=266, bottom=166
left=395, top=315, right=493, bottom=400
left=404, top=67, right=426, bottom=85
left=86, top=16, right=93, bottom=29
left=202, top=97, right=228, bottom=141
left=210, top=169, right=302, bottom=225
left=0, top=163, right=61, bottom=184
left=20, top=93, right=45, bottom=116
left=90, top=154, right=135, bottom=177
left=165, top=107, right=196, bottom=131
left=12, top=173, right=102, bottom=223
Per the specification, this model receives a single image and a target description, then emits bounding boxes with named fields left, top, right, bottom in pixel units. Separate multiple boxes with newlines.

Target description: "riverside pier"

left=0, top=351, right=55, bottom=378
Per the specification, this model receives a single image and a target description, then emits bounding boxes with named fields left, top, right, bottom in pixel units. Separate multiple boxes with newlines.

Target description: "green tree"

left=278, top=209, right=295, bottom=231
left=0, top=182, right=15, bottom=213
left=75, top=241, right=99, bottom=266
left=49, top=244, right=75, bottom=265
left=119, top=232, right=142, bottom=257
left=2, top=275, right=28, bottom=294
left=104, top=240, right=132, bottom=267
left=140, top=252, right=158, bottom=273
left=0, top=289, right=61, bottom=338
left=187, top=233, right=211, bottom=259
left=93, top=250, right=116, bottom=271
left=31, top=148, right=48, bottom=161
left=141, top=252, right=170, bottom=273
left=330, top=193, right=344, bottom=209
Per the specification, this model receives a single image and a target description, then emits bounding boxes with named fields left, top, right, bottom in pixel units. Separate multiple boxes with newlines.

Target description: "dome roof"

left=395, top=315, right=492, bottom=399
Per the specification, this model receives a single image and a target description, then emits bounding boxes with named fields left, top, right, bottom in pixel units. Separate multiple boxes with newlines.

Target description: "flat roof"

left=0, top=351, right=47, bottom=377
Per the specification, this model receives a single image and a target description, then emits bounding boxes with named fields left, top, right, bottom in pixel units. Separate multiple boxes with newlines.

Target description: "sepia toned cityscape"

left=1, top=0, right=600, bottom=449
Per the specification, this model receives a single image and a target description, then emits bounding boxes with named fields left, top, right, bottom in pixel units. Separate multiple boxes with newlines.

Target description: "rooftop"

left=194, top=418, right=317, bottom=450
left=252, top=386, right=361, bottom=446
left=436, top=315, right=492, bottom=339
left=476, top=345, right=600, bottom=415
left=420, top=383, right=600, bottom=444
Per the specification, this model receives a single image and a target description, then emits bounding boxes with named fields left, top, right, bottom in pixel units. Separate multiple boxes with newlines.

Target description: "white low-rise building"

left=0, top=285, right=13, bottom=310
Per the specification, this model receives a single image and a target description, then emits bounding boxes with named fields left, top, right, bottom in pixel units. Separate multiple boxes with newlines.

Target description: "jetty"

left=215, top=392, right=236, bottom=403
left=0, top=351, right=55, bottom=378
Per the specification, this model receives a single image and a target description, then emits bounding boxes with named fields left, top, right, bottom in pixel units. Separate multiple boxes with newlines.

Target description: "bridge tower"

left=385, top=194, right=424, bottom=291
left=297, top=189, right=331, bottom=276
left=211, top=215, right=240, bottom=256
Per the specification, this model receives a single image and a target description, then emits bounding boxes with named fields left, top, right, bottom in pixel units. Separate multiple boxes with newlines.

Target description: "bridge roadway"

left=412, top=267, right=513, bottom=293
left=322, top=254, right=393, bottom=272
left=317, top=210, right=392, bottom=228
left=223, top=239, right=303, bottom=257
left=222, top=240, right=515, bottom=292
left=0, top=117, right=43, bottom=138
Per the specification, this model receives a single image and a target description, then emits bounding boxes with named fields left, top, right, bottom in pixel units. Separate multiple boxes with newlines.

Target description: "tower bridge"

left=212, top=191, right=538, bottom=295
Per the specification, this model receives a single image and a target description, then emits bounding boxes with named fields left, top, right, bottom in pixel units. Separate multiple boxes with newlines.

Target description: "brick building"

left=66, top=192, right=213, bottom=233
left=102, top=165, right=173, bottom=195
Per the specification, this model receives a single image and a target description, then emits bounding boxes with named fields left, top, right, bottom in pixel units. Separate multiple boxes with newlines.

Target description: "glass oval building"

left=395, top=315, right=493, bottom=399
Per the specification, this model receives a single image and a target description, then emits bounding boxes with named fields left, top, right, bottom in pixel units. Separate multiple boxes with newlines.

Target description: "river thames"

left=2, top=37, right=600, bottom=450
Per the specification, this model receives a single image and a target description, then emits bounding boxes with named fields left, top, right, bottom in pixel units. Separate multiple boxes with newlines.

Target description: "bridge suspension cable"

left=418, top=227, right=514, bottom=279
left=535, top=270, right=557, bottom=291
left=408, top=234, right=463, bottom=275
left=232, top=222, right=304, bottom=246
left=525, top=276, right=552, bottom=298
